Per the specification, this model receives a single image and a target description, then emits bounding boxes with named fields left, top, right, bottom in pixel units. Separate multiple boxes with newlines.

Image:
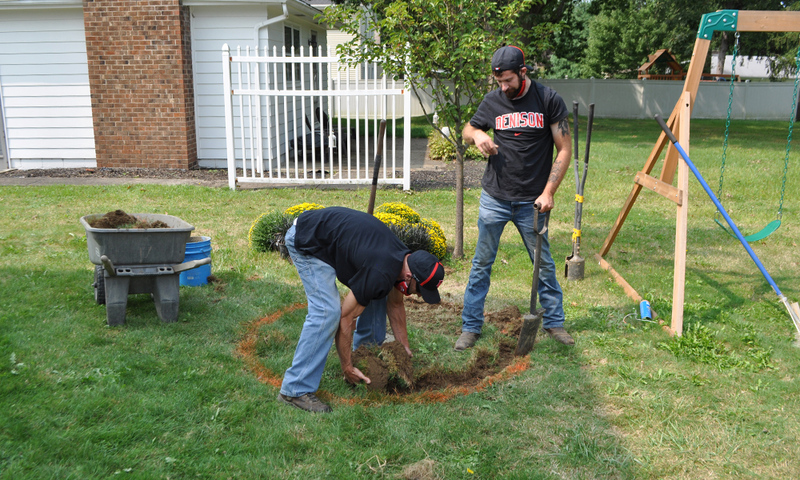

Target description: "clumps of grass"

left=658, top=323, right=774, bottom=372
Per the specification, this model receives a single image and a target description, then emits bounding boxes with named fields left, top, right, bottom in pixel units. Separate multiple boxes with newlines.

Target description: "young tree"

left=322, top=0, right=544, bottom=259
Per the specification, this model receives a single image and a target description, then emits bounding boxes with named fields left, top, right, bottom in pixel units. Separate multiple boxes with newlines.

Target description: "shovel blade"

left=515, top=310, right=544, bottom=357
left=565, top=253, right=585, bottom=281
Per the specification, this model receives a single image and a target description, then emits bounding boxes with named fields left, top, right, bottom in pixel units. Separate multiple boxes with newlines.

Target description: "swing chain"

left=778, top=42, right=800, bottom=221
left=717, top=32, right=740, bottom=214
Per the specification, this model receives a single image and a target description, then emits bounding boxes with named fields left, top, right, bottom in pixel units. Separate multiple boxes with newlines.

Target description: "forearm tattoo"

left=549, top=160, right=566, bottom=184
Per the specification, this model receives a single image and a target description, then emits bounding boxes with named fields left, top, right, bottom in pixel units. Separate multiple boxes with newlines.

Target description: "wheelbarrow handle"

left=100, top=255, right=116, bottom=277
left=172, top=257, right=212, bottom=274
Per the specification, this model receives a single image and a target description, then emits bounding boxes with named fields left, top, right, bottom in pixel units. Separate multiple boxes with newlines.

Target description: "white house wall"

left=190, top=4, right=327, bottom=167
left=0, top=7, right=95, bottom=169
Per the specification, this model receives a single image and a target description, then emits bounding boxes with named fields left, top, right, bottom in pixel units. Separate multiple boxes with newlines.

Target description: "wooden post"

left=671, top=93, right=691, bottom=336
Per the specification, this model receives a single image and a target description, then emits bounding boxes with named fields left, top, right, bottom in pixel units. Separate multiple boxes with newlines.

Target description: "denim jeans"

left=462, top=191, right=565, bottom=333
left=280, top=224, right=342, bottom=397
left=353, top=297, right=387, bottom=350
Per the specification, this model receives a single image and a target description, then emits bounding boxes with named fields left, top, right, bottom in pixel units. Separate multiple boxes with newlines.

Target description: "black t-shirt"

left=469, top=80, right=569, bottom=201
left=294, top=207, right=410, bottom=306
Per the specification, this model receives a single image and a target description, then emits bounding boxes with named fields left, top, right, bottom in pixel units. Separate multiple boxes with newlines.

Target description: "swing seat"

left=714, top=217, right=781, bottom=242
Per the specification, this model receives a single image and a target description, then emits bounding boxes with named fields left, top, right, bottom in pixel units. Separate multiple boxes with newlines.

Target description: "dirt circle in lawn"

left=237, top=299, right=532, bottom=405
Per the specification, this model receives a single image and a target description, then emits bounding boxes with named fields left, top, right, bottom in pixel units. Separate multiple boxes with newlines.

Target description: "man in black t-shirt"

left=277, top=207, right=445, bottom=413
left=457, top=45, right=574, bottom=351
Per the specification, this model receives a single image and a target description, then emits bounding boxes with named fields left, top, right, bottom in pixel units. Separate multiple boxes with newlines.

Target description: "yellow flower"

left=373, top=212, right=407, bottom=228
left=375, top=202, right=420, bottom=223
left=284, top=202, right=325, bottom=218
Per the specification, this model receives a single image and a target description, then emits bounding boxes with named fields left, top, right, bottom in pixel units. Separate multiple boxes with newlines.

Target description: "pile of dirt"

left=89, top=210, right=168, bottom=229
left=353, top=341, right=415, bottom=392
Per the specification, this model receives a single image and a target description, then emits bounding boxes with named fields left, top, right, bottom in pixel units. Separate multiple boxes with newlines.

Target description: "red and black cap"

left=407, top=250, right=445, bottom=304
left=491, top=45, right=533, bottom=74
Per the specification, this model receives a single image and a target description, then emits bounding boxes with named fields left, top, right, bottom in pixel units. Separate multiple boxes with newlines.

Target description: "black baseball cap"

left=491, top=45, right=532, bottom=74
left=407, top=251, right=445, bottom=304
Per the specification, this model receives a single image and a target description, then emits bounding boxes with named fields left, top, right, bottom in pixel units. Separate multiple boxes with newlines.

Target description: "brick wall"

left=83, top=0, right=197, bottom=169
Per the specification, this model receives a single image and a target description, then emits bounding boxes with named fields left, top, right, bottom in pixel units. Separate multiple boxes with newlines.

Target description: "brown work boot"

left=543, top=327, right=575, bottom=346
left=277, top=393, right=333, bottom=413
left=454, top=332, right=481, bottom=351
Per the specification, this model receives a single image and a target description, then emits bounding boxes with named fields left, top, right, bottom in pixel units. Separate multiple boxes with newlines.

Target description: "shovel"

left=515, top=204, right=549, bottom=356
left=367, top=120, right=388, bottom=215
left=565, top=102, right=595, bottom=281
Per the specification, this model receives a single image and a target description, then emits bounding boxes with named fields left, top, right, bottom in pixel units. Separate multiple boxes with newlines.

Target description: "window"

left=284, top=26, right=301, bottom=81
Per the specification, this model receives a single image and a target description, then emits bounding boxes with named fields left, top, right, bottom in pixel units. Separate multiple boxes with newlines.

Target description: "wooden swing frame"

left=595, top=10, right=800, bottom=336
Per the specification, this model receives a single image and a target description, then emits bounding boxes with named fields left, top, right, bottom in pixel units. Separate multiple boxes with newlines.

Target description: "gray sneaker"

left=277, top=393, right=333, bottom=413
left=454, top=331, right=481, bottom=351
left=543, top=327, right=575, bottom=346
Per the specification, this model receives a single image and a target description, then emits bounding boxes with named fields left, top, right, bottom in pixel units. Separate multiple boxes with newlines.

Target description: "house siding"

left=190, top=4, right=326, bottom=166
left=0, top=7, right=95, bottom=168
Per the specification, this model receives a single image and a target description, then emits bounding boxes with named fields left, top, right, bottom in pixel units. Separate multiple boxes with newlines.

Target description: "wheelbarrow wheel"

left=93, top=265, right=106, bottom=305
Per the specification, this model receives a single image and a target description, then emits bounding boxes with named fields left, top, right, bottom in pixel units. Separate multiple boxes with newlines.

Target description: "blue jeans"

left=280, top=224, right=342, bottom=397
left=353, top=298, right=387, bottom=350
left=462, top=191, right=565, bottom=333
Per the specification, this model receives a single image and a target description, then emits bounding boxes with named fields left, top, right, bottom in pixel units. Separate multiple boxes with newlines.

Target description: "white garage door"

left=0, top=7, right=95, bottom=169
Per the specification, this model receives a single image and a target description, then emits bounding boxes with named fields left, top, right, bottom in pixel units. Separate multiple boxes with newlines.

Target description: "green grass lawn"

left=2, top=117, right=800, bottom=479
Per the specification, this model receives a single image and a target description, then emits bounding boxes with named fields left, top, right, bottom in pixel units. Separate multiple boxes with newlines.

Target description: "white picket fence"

left=221, top=44, right=412, bottom=190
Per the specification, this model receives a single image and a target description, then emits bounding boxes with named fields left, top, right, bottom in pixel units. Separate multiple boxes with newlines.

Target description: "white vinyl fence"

left=222, top=44, right=411, bottom=190
left=539, top=78, right=799, bottom=121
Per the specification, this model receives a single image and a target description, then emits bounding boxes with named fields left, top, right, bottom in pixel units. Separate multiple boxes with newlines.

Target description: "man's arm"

left=334, top=291, right=369, bottom=384
left=536, top=117, right=572, bottom=212
left=386, top=288, right=412, bottom=357
left=463, top=123, right=498, bottom=157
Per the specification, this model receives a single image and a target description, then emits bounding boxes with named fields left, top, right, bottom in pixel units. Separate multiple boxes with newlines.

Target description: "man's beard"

left=503, top=74, right=525, bottom=100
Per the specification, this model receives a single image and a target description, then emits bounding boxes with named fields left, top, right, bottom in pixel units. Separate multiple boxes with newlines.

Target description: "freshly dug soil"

left=350, top=300, right=524, bottom=395
left=89, top=210, right=168, bottom=229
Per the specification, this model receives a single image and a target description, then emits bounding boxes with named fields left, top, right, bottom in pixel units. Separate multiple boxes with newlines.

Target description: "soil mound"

left=89, top=210, right=168, bottom=229
left=353, top=341, right=414, bottom=392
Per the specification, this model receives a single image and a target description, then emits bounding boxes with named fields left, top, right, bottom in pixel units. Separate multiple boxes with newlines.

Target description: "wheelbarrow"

left=80, top=213, right=211, bottom=326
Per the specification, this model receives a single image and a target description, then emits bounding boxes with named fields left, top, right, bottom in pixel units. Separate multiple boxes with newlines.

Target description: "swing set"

left=714, top=34, right=800, bottom=242
left=596, top=10, right=800, bottom=336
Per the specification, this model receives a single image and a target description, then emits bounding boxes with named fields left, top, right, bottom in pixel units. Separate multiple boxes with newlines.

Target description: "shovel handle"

left=367, top=120, right=387, bottom=215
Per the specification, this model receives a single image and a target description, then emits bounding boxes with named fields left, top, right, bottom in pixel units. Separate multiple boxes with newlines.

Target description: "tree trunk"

left=454, top=149, right=465, bottom=259
left=715, top=32, right=729, bottom=75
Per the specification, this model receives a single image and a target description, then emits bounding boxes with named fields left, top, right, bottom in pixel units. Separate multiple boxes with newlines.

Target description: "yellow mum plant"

left=284, top=202, right=325, bottom=218
left=375, top=202, right=421, bottom=223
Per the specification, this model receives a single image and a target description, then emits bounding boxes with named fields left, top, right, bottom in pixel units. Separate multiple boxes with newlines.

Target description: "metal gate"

left=222, top=44, right=411, bottom=190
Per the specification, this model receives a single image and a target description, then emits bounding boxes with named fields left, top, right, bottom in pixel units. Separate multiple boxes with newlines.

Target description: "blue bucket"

left=180, top=236, right=212, bottom=286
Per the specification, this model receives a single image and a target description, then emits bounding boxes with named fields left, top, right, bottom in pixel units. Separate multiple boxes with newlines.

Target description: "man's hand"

left=335, top=291, right=368, bottom=385
left=463, top=124, right=497, bottom=157
left=534, top=193, right=555, bottom=213
left=342, top=365, right=370, bottom=385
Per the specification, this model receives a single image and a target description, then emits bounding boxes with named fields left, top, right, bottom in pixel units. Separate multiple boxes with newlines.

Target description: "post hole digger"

left=515, top=204, right=548, bottom=356
left=565, top=102, right=595, bottom=281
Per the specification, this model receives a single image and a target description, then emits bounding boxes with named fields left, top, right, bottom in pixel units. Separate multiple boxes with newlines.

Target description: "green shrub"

left=427, top=129, right=484, bottom=162
left=248, top=210, right=293, bottom=254
left=374, top=203, right=448, bottom=261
